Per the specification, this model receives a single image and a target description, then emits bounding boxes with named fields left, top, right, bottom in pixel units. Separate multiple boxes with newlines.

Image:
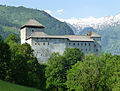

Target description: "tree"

left=63, top=48, right=84, bottom=70
left=5, top=34, right=18, bottom=43
left=45, top=48, right=84, bottom=90
left=0, top=36, right=11, bottom=80
left=66, top=54, right=99, bottom=91
left=66, top=53, right=120, bottom=91
left=45, top=52, right=65, bottom=90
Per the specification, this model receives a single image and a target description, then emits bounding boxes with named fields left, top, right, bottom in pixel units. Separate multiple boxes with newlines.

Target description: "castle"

left=20, top=19, right=101, bottom=63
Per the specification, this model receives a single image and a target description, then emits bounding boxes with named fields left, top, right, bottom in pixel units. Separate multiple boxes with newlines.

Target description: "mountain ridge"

left=0, top=5, right=74, bottom=40
left=59, top=14, right=120, bottom=54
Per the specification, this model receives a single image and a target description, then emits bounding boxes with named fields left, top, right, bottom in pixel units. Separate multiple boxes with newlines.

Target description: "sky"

left=0, top=0, right=120, bottom=19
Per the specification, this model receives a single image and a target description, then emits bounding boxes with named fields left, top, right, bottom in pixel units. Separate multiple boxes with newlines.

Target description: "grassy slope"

left=0, top=80, right=41, bottom=91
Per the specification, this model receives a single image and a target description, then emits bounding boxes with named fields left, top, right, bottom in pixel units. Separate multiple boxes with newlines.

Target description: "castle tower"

left=20, top=19, right=45, bottom=44
left=86, top=31, right=101, bottom=55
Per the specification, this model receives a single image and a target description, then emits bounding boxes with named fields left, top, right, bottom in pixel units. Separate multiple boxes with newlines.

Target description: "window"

left=73, top=43, right=75, bottom=45
left=94, top=44, right=96, bottom=47
left=69, top=43, right=71, bottom=45
left=78, top=43, right=79, bottom=45
left=35, top=43, right=37, bottom=45
left=43, top=43, right=45, bottom=45
left=32, top=30, right=34, bottom=32
left=96, top=49, right=98, bottom=52
left=81, top=43, right=83, bottom=46
left=85, top=43, right=87, bottom=46
left=48, top=42, right=49, bottom=45
left=38, top=43, right=40, bottom=45
left=89, top=43, right=90, bottom=46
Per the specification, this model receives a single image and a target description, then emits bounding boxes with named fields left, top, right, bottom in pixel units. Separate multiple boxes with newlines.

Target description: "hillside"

left=63, top=15, right=120, bottom=54
left=0, top=80, right=40, bottom=91
left=0, top=5, right=74, bottom=40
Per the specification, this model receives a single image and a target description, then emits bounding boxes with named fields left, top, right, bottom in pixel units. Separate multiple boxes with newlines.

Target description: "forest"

left=0, top=34, right=120, bottom=91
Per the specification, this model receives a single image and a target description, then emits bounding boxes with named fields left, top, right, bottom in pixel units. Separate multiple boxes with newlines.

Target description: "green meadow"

left=0, top=80, right=41, bottom=91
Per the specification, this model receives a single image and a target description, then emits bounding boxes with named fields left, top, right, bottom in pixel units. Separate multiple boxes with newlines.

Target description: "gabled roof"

left=30, top=32, right=47, bottom=37
left=86, top=31, right=101, bottom=38
left=65, top=35, right=94, bottom=42
left=27, top=32, right=94, bottom=42
left=20, top=19, right=45, bottom=29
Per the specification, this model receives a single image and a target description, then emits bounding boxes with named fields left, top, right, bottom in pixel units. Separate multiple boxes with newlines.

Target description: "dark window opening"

left=96, top=49, right=98, bottom=52
left=32, top=30, right=34, bottom=32
left=73, top=43, right=75, bottom=45
left=43, top=43, right=45, bottom=45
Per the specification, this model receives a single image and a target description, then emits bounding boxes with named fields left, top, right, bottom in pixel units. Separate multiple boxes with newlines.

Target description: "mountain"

left=0, top=5, right=74, bottom=40
left=62, top=14, right=120, bottom=54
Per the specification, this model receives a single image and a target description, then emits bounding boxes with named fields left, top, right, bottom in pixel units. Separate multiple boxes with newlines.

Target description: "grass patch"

left=0, top=80, right=41, bottom=91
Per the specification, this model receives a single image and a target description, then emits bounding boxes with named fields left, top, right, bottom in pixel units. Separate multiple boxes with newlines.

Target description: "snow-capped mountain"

left=60, top=14, right=120, bottom=34
left=59, top=14, right=120, bottom=54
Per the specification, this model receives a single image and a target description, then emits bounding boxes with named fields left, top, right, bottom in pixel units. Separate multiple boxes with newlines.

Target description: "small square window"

left=73, top=43, right=75, bottom=45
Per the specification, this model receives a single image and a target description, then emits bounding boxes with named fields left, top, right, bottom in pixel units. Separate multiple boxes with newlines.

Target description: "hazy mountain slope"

left=63, top=15, right=120, bottom=54
left=0, top=5, right=74, bottom=40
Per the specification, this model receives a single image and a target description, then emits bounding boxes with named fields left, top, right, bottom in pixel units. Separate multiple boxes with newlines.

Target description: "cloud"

left=44, top=10, right=52, bottom=15
left=56, top=9, right=64, bottom=13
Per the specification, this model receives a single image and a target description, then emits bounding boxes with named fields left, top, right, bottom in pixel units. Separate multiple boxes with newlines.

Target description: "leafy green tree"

left=5, top=34, right=47, bottom=89
left=63, top=48, right=84, bottom=70
left=5, top=34, right=19, bottom=43
left=0, top=36, right=11, bottom=80
left=66, top=54, right=99, bottom=91
left=98, top=53, right=120, bottom=90
left=45, top=48, right=84, bottom=91
left=66, top=53, right=120, bottom=91
left=45, top=52, right=65, bottom=90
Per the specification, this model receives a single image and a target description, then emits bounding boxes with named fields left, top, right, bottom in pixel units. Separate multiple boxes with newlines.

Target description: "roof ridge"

left=20, top=19, right=45, bottom=29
